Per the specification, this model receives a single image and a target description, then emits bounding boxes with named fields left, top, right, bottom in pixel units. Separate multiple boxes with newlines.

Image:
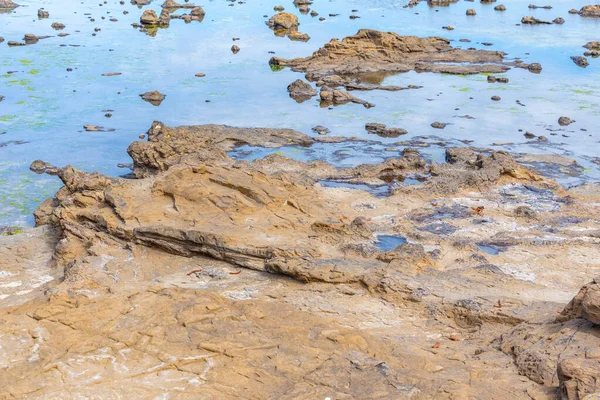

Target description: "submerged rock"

left=287, top=79, right=317, bottom=103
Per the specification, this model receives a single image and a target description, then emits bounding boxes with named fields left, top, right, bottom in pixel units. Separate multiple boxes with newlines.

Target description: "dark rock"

left=494, top=4, right=506, bottom=10
left=558, top=116, right=574, bottom=126
left=365, top=123, right=407, bottom=138
left=287, top=79, right=317, bottom=103
left=30, top=160, right=59, bottom=175
left=312, top=125, right=329, bottom=135
left=231, top=45, right=240, bottom=54
left=521, top=16, right=552, bottom=24
left=579, top=5, right=600, bottom=17
left=140, top=90, right=166, bottom=106
left=571, top=56, right=589, bottom=68
left=38, top=8, right=49, bottom=18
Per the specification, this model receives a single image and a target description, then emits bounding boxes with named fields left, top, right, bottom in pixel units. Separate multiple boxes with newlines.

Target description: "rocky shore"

left=0, top=121, right=598, bottom=398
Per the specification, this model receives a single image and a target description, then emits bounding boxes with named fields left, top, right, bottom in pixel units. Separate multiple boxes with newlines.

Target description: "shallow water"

left=1, top=0, right=599, bottom=226
left=374, top=234, right=408, bottom=251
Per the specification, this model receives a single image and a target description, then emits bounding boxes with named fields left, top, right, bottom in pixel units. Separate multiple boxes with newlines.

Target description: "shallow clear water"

left=1, top=0, right=599, bottom=226
left=374, top=234, right=408, bottom=251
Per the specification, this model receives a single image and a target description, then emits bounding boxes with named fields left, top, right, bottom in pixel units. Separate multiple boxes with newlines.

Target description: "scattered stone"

left=521, top=16, right=552, bottom=24
left=102, top=72, right=122, bottom=76
left=528, top=4, right=552, bottom=9
left=51, top=22, right=66, bottom=30
left=320, top=86, right=374, bottom=108
left=140, top=90, right=166, bottom=106
left=312, top=125, right=329, bottom=135
left=162, top=0, right=195, bottom=8
left=140, top=10, right=159, bottom=25
left=195, top=72, right=206, bottom=77
left=83, top=125, right=104, bottom=131
left=30, top=160, right=59, bottom=175
left=365, top=123, right=407, bottom=138
left=494, top=4, right=506, bottom=10
left=266, top=12, right=298, bottom=30
left=431, top=122, right=447, bottom=129
left=527, top=63, right=542, bottom=73
left=558, top=116, right=574, bottom=126
left=571, top=56, right=589, bottom=68
left=491, top=95, right=501, bottom=101
left=231, top=45, right=240, bottom=54
left=466, top=9, right=476, bottom=15
left=37, top=8, right=49, bottom=18
left=487, top=75, right=509, bottom=83
left=287, top=79, right=317, bottom=102
left=553, top=17, right=565, bottom=24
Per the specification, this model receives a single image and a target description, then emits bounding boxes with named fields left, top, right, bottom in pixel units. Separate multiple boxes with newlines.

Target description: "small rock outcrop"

left=140, top=9, right=159, bottom=25
left=287, top=79, right=317, bottom=103
left=571, top=56, right=589, bottom=68
left=579, top=4, right=600, bottom=17
left=139, top=90, right=166, bottom=106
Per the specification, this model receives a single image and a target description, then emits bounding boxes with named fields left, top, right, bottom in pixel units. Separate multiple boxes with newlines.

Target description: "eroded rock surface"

left=269, top=29, right=516, bottom=106
left=2, top=122, right=600, bottom=399
left=270, top=29, right=510, bottom=78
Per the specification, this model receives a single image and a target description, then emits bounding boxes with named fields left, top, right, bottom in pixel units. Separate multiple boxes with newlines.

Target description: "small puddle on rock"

left=477, top=244, right=506, bottom=255
left=320, top=175, right=426, bottom=198
left=319, top=181, right=390, bottom=197
left=374, top=235, right=407, bottom=251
